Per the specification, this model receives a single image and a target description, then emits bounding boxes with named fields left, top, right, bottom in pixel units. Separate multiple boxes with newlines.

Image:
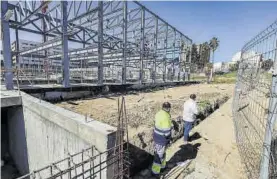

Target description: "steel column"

left=163, top=25, right=168, bottom=82
left=61, top=1, right=70, bottom=87
left=153, top=16, right=158, bottom=83
left=188, top=44, right=192, bottom=81
left=172, top=29, right=176, bottom=81
left=178, top=51, right=181, bottom=81
left=42, top=3, right=48, bottom=84
left=97, top=1, right=103, bottom=85
left=14, top=9, right=20, bottom=69
left=1, top=1, right=14, bottom=90
left=139, top=8, right=145, bottom=84
left=122, top=1, right=127, bottom=84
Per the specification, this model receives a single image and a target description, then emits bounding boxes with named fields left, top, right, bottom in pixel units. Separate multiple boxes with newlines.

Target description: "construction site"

left=1, top=1, right=277, bottom=179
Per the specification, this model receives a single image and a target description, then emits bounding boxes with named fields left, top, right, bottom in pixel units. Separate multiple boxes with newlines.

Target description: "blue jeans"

left=184, top=121, right=193, bottom=142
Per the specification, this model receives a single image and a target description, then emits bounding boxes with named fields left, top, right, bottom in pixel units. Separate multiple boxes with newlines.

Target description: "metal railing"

left=233, top=19, right=277, bottom=179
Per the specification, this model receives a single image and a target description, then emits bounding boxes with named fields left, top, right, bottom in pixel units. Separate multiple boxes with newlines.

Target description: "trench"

left=128, top=95, right=230, bottom=177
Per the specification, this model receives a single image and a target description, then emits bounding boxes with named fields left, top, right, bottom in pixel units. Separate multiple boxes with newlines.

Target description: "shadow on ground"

left=189, top=132, right=202, bottom=142
left=161, top=143, right=201, bottom=178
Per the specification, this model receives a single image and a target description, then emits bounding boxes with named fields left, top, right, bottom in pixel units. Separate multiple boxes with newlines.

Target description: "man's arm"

left=192, top=102, right=199, bottom=115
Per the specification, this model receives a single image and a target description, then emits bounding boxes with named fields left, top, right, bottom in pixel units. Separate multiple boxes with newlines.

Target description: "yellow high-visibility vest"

left=154, top=110, right=172, bottom=136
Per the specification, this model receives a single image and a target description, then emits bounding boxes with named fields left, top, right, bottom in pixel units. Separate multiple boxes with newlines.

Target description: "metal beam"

left=163, top=24, right=168, bottom=82
left=153, top=16, right=158, bottom=83
left=134, top=1, right=192, bottom=43
left=19, top=38, right=62, bottom=55
left=14, top=9, right=20, bottom=69
left=187, top=45, right=192, bottom=81
left=61, top=1, right=69, bottom=87
left=18, top=1, right=51, bottom=27
left=98, top=1, right=103, bottom=85
left=1, top=1, right=14, bottom=89
left=122, top=1, right=127, bottom=84
left=139, top=8, right=145, bottom=84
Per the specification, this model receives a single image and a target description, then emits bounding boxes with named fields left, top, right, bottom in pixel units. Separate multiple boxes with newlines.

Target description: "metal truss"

left=1, top=0, right=192, bottom=89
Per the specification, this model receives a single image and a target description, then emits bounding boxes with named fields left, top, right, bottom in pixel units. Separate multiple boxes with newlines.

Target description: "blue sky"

left=142, top=1, right=277, bottom=62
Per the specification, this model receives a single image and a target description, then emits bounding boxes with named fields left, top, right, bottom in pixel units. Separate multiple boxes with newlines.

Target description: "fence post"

left=259, top=44, right=277, bottom=179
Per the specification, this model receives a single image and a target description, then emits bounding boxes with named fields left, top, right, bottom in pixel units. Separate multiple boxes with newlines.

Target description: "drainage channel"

left=129, top=95, right=230, bottom=178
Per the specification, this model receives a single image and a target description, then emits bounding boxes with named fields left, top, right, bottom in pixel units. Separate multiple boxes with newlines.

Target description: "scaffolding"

left=1, top=0, right=193, bottom=89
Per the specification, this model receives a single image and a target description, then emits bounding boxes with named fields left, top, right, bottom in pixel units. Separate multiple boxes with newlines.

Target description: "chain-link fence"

left=233, top=20, right=277, bottom=179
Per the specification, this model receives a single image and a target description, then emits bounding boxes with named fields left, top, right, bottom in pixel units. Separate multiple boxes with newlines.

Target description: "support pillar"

left=98, top=1, right=103, bottom=85
left=153, top=16, right=158, bottom=83
left=188, top=45, right=192, bottom=81
left=172, top=30, right=176, bottom=81
left=163, top=25, right=168, bottom=83
left=122, top=1, right=127, bottom=84
left=14, top=9, right=19, bottom=69
left=163, top=58, right=166, bottom=82
left=139, top=8, right=145, bottom=84
left=81, top=30, right=85, bottom=83
left=61, top=1, right=69, bottom=87
left=1, top=1, right=14, bottom=90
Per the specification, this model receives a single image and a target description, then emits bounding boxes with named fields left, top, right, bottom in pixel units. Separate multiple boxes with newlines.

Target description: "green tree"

left=229, top=61, right=239, bottom=72
left=200, top=42, right=210, bottom=69
left=191, top=44, right=200, bottom=71
left=208, top=37, right=220, bottom=82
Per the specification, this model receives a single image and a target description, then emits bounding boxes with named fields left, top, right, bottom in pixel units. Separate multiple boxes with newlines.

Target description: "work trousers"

left=184, top=121, right=193, bottom=142
left=151, top=143, right=167, bottom=175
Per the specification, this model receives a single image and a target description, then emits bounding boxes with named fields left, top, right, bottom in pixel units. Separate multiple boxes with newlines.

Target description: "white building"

left=11, top=39, right=62, bottom=69
left=232, top=51, right=241, bottom=62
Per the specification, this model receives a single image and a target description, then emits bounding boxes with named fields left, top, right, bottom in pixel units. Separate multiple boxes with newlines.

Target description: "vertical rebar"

left=82, top=150, right=85, bottom=179
left=68, top=154, right=71, bottom=179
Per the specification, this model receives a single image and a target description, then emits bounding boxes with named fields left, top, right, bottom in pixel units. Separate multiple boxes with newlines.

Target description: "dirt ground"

left=57, top=83, right=234, bottom=124
left=56, top=83, right=235, bottom=141
left=56, top=83, right=247, bottom=178
left=162, top=98, right=246, bottom=179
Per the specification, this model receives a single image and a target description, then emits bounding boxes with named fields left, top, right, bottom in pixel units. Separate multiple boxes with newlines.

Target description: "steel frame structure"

left=1, top=0, right=192, bottom=89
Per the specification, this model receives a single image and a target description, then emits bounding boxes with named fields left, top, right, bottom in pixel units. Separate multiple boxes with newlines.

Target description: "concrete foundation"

left=0, top=90, right=22, bottom=108
left=18, top=81, right=200, bottom=102
left=1, top=89, right=116, bottom=179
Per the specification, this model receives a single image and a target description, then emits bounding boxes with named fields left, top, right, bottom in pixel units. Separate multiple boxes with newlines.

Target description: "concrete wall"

left=20, top=92, right=116, bottom=179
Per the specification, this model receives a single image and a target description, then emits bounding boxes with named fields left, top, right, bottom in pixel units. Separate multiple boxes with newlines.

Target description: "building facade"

left=11, top=39, right=62, bottom=69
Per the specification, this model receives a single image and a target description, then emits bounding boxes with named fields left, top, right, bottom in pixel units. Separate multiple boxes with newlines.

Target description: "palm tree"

left=208, top=37, right=219, bottom=82
left=202, top=42, right=210, bottom=66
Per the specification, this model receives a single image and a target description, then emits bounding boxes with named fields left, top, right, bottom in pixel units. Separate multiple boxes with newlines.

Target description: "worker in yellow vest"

left=151, top=102, right=172, bottom=177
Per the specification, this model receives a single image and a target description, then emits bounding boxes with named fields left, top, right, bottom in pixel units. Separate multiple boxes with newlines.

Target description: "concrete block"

left=19, top=92, right=116, bottom=179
